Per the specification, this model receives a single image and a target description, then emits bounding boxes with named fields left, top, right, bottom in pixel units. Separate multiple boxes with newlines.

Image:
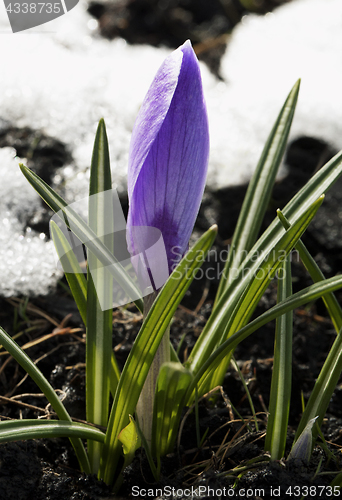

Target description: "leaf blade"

left=264, top=255, right=293, bottom=459
left=185, top=274, right=342, bottom=405
left=0, top=419, right=105, bottom=444
left=189, top=196, right=324, bottom=379
left=277, top=209, right=342, bottom=332
left=86, top=119, right=115, bottom=473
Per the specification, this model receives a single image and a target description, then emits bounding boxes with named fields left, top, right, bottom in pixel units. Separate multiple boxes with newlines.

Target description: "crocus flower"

left=127, top=40, right=209, bottom=281
left=126, top=40, right=209, bottom=446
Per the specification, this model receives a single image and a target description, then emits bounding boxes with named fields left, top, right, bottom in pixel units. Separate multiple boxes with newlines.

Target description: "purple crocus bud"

left=127, top=40, right=209, bottom=279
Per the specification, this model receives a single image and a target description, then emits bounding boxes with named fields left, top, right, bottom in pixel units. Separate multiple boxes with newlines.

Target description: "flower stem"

left=136, top=291, right=170, bottom=448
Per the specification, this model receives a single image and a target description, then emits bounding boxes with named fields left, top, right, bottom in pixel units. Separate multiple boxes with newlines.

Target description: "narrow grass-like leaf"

left=20, top=163, right=143, bottom=313
left=110, top=351, right=121, bottom=396
left=216, top=80, right=300, bottom=302
left=151, top=362, right=193, bottom=461
left=265, top=254, right=292, bottom=460
left=50, top=220, right=87, bottom=324
left=99, top=225, right=217, bottom=487
left=86, top=119, right=115, bottom=473
left=0, top=419, right=105, bottom=443
left=197, top=197, right=323, bottom=395
left=50, top=220, right=120, bottom=400
left=0, top=326, right=90, bottom=473
left=184, top=275, right=342, bottom=405
left=294, top=325, right=342, bottom=445
left=227, top=197, right=323, bottom=332
left=189, top=196, right=324, bottom=386
left=190, top=150, right=342, bottom=376
left=247, top=149, right=342, bottom=276
left=277, top=210, right=342, bottom=332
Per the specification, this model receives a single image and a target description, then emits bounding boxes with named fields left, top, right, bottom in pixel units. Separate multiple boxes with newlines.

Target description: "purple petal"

left=127, top=47, right=183, bottom=201
left=127, top=40, right=209, bottom=273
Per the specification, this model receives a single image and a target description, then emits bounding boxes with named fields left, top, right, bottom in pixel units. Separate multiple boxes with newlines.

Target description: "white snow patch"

left=0, top=149, right=62, bottom=297
left=208, top=0, right=342, bottom=187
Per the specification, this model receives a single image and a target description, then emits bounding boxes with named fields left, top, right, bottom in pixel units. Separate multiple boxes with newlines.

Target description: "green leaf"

left=20, top=163, right=143, bottom=313
left=99, top=225, right=217, bottom=487
left=250, top=149, right=342, bottom=275
left=277, top=209, right=342, bottom=333
left=185, top=274, right=342, bottom=405
left=216, top=80, right=300, bottom=302
left=0, top=419, right=105, bottom=444
left=0, top=326, right=90, bottom=473
left=264, top=254, right=293, bottom=460
left=229, top=196, right=323, bottom=331
left=190, top=148, right=342, bottom=380
left=50, top=220, right=120, bottom=401
left=118, top=416, right=141, bottom=471
left=86, top=118, right=115, bottom=473
left=50, top=220, right=87, bottom=325
left=294, top=325, right=342, bottom=445
left=151, top=362, right=193, bottom=460
left=110, top=350, right=121, bottom=397
left=189, top=195, right=324, bottom=385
